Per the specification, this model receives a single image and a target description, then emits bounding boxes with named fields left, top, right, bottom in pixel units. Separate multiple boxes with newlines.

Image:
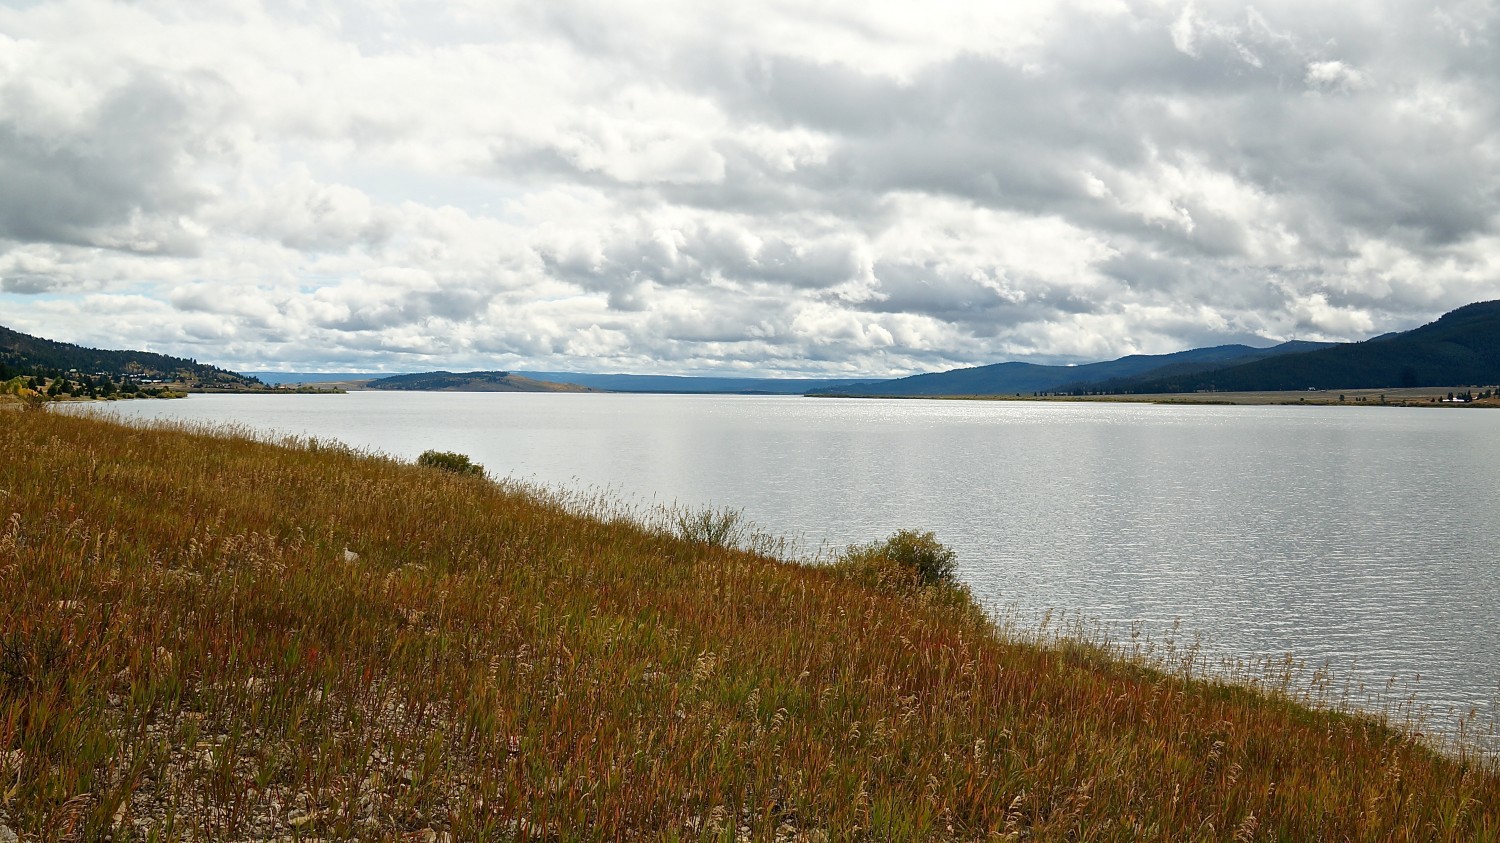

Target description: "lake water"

left=83, top=392, right=1500, bottom=738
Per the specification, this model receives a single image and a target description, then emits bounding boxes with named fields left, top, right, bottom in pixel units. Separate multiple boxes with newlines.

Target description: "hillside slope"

left=815, top=341, right=1330, bottom=397
left=0, top=324, right=259, bottom=387
left=517, top=371, right=876, bottom=394
left=1, top=412, right=1494, bottom=840
left=1124, top=300, right=1500, bottom=392
left=366, top=370, right=596, bottom=392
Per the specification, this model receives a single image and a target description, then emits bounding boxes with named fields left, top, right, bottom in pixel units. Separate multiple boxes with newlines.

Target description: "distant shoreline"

left=808, top=386, right=1500, bottom=407
left=187, top=384, right=1500, bottom=405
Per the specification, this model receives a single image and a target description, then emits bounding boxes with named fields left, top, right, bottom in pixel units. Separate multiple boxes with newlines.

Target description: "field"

left=1, top=410, right=1497, bottom=841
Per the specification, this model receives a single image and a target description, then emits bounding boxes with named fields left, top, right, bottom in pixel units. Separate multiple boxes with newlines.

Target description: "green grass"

left=0, top=411, right=1496, bottom=840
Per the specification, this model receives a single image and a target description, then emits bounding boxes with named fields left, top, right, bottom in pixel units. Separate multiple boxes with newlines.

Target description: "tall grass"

left=671, top=506, right=747, bottom=549
left=0, top=411, right=1496, bottom=841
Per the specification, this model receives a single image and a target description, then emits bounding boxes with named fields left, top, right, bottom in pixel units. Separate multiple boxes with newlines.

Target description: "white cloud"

left=0, top=0, right=1497, bottom=376
left=1305, top=60, right=1367, bottom=92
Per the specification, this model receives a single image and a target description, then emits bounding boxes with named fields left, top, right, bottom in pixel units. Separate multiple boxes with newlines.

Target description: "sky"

left=1, top=0, right=1497, bottom=377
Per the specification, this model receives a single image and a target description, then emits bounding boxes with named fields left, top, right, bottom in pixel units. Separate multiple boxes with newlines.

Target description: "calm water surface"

left=89, top=393, right=1500, bottom=730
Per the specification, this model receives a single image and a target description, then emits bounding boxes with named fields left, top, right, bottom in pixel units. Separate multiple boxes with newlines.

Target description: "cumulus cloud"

left=0, top=0, right=1497, bottom=376
left=1305, top=60, right=1367, bottom=92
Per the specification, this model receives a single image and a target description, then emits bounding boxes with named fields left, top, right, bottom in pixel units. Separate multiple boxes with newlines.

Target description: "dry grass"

left=1, top=411, right=1496, bottom=841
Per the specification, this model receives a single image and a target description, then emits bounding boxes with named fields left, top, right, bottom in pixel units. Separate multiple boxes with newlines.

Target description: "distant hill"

left=1060, top=340, right=1336, bottom=394
left=246, top=372, right=391, bottom=386
left=1122, top=300, right=1500, bottom=392
left=0, top=324, right=261, bottom=387
left=366, top=371, right=598, bottom=393
left=812, top=341, right=1333, bottom=397
left=516, top=371, right=876, bottom=395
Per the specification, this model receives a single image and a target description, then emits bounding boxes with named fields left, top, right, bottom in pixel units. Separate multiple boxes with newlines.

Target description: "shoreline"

left=809, top=385, right=1500, bottom=407
left=123, top=384, right=1500, bottom=404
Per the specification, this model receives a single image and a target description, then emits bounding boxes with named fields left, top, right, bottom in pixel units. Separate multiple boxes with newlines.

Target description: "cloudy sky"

left=1, top=0, right=1497, bottom=376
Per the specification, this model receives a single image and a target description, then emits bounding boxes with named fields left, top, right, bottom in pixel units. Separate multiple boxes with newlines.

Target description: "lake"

left=82, top=392, right=1500, bottom=738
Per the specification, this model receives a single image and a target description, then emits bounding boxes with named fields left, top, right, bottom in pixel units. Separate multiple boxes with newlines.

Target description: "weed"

left=671, top=505, right=746, bottom=549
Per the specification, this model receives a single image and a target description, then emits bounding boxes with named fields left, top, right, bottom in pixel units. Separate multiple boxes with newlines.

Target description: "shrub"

left=672, top=506, right=745, bottom=549
left=836, top=529, right=958, bottom=591
left=416, top=449, right=484, bottom=476
left=881, top=529, right=958, bottom=586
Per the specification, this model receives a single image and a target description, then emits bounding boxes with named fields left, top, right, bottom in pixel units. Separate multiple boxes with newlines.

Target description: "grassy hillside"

left=0, top=325, right=260, bottom=388
left=1125, top=300, right=1500, bottom=393
left=1, top=413, right=1496, bottom=841
left=366, top=371, right=596, bottom=393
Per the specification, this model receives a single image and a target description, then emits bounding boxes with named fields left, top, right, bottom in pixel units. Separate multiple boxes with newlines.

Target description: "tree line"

left=1, top=366, right=178, bottom=403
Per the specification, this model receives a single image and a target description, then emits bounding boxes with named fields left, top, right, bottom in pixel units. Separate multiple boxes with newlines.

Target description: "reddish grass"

left=0, top=410, right=1496, bottom=841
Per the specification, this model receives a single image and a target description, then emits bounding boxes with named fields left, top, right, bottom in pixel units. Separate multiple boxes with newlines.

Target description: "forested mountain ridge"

left=812, top=340, right=1334, bottom=397
left=811, top=299, right=1500, bottom=397
left=0, top=324, right=261, bottom=387
left=1120, top=300, right=1500, bottom=393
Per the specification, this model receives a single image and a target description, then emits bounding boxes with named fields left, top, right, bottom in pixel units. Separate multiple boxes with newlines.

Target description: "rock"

left=288, top=809, right=322, bottom=828
left=343, top=548, right=359, bottom=562
left=0, top=824, right=17, bottom=843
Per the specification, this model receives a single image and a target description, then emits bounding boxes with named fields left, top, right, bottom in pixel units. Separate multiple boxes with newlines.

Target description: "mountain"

left=515, top=371, right=876, bottom=394
left=366, top=371, right=597, bottom=393
left=1061, top=340, right=1335, bottom=393
left=1121, top=300, right=1500, bottom=393
left=246, top=371, right=390, bottom=386
left=0, top=324, right=261, bottom=387
left=812, top=341, right=1333, bottom=397
left=249, top=371, right=876, bottom=394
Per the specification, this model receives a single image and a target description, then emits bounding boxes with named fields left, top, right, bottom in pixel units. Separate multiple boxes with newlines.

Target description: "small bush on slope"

left=836, top=529, right=959, bottom=591
left=672, top=505, right=746, bottom=549
left=416, top=449, right=484, bottom=476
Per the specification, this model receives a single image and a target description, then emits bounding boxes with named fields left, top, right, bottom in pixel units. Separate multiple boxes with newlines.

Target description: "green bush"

left=416, top=449, right=484, bottom=476
left=672, top=506, right=745, bottom=549
left=836, top=529, right=958, bottom=591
